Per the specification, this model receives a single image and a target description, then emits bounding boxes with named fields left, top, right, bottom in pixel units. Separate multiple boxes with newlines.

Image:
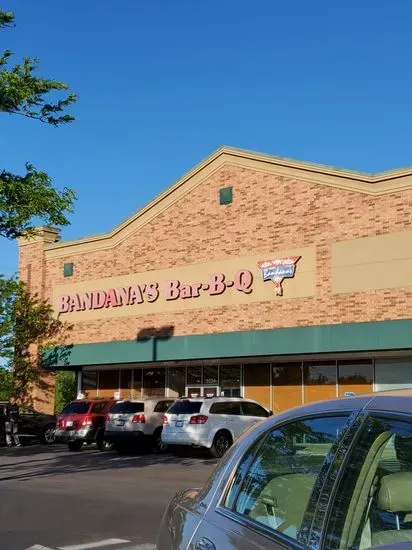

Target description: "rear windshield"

left=61, top=402, right=90, bottom=415
left=110, top=402, right=144, bottom=414
left=167, top=400, right=202, bottom=415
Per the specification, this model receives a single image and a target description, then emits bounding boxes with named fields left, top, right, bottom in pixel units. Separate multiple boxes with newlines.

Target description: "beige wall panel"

left=53, top=248, right=315, bottom=322
left=332, top=231, right=412, bottom=293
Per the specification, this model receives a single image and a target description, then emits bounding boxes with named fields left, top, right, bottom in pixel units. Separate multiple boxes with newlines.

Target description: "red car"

left=55, top=399, right=117, bottom=451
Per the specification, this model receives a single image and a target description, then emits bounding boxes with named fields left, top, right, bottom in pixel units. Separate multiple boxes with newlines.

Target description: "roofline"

left=40, top=146, right=412, bottom=258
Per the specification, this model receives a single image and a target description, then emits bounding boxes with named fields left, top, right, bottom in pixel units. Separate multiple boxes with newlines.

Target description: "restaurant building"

left=18, top=147, right=412, bottom=414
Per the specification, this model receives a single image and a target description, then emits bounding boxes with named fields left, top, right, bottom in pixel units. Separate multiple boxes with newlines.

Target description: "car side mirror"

left=267, top=410, right=273, bottom=417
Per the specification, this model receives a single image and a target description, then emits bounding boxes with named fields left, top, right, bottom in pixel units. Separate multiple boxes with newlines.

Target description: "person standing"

left=5, top=404, right=21, bottom=447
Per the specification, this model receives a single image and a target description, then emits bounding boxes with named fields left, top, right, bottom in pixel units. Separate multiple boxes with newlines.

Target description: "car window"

left=242, top=401, right=269, bottom=417
left=61, top=401, right=90, bottom=415
left=224, top=415, right=349, bottom=542
left=110, top=402, right=144, bottom=414
left=167, top=400, right=202, bottom=414
left=90, top=402, right=107, bottom=413
left=154, top=401, right=174, bottom=413
left=324, top=416, right=412, bottom=550
left=210, top=402, right=242, bottom=415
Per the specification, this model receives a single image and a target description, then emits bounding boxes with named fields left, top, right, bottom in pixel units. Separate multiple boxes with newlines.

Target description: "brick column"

left=18, top=227, right=61, bottom=413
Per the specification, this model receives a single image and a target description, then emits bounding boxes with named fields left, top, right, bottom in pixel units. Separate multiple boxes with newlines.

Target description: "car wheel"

left=68, top=441, right=83, bottom=452
left=41, top=425, right=56, bottom=445
left=152, top=428, right=167, bottom=454
left=98, top=439, right=114, bottom=452
left=210, top=430, right=232, bottom=458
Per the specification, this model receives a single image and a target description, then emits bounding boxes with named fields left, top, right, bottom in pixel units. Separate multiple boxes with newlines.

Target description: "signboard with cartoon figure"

left=257, top=256, right=301, bottom=296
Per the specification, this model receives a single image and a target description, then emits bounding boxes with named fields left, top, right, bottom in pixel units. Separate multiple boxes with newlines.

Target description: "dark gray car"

left=157, top=390, right=412, bottom=550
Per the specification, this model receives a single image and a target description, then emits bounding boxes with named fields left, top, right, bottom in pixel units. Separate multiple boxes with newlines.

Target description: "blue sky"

left=2, top=0, right=412, bottom=275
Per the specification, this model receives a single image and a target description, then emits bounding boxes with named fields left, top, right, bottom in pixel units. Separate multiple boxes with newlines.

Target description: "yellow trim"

left=43, top=146, right=412, bottom=259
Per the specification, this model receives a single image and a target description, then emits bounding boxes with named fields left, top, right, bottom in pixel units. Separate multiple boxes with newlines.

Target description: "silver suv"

left=104, top=398, right=175, bottom=453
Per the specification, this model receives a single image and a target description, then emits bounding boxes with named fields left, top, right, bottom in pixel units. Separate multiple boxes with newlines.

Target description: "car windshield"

left=110, top=402, right=144, bottom=414
left=61, top=402, right=90, bottom=415
left=167, top=400, right=202, bottom=414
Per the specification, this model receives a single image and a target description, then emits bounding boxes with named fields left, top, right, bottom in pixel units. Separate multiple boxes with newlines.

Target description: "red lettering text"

left=234, top=270, right=253, bottom=294
left=165, top=280, right=180, bottom=300
left=209, top=273, right=226, bottom=295
left=58, top=295, right=70, bottom=313
left=146, top=282, right=159, bottom=302
left=116, top=287, right=130, bottom=306
left=129, top=285, right=144, bottom=305
left=105, top=288, right=119, bottom=308
left=92, top=290, right=106, bottom=309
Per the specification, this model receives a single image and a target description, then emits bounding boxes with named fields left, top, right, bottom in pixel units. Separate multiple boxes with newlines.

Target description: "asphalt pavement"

left=0, top=443, right=218, bottom=550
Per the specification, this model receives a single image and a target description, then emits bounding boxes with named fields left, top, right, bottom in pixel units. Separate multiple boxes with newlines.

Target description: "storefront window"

left=220, top=366, right=241, bottom=397
left=82, top=371, right=97, bottom=390
left=203, top=365, right=219, bottom=385
left=82, top=370, right=98, bottom=398
left=272, top=363, right=303, bottom=412
left=187, top=365, right=202, bottom=385
left=338, top=360, right=373, bottom=397
left=303, top=361, right=337, bottom=404
left=98, top=370, right=119, bottom=398
left=168, top=367, right=186, bottom=398
left=132, top=368, right=142, bottom=398
left=120, top=369, right=132, bottom=399
left=143, top=368, right=166, bottom=397
left=244, top=363, right=271, bottom=410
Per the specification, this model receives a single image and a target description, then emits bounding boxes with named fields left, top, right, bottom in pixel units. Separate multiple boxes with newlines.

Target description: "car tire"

left=152, top=428, right=167, bottom=454
left=97, top=439, right=114, bottom=452
left=40, top=425, right=56, bottom=445
left=68, top=441, right=83, bottom=452
left=210, top=430, right=232, bottom=459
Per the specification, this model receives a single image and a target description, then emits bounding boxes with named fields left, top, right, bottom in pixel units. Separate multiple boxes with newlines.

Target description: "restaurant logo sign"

left=57, top=256, right=302, bottom=314
left=57, top=270, right=254, bottom=314
left=257, top=256, right=301, bottom=296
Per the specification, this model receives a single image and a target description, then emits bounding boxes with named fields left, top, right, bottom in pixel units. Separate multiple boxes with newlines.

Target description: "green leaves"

left=0, top=55, right=77, bottom=125
left=0, top=164, right=76, bottom=239
left=0, top=278, right=71, bottom=405
left=0, top=9, right=14, bottom=28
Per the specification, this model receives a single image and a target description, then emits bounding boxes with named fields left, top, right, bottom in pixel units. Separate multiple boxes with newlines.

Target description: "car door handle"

left=195, top=537, right=216, bottom=550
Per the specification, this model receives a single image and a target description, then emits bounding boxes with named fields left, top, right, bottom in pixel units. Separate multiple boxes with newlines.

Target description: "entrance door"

left=186, top=386, right=219, bottom=398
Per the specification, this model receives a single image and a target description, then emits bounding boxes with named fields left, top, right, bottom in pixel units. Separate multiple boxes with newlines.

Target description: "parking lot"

left=0, top=444, right=218, bottom=550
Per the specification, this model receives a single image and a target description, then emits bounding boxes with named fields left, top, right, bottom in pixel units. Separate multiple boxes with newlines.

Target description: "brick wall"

left=19, top=164, right=412, bottom=348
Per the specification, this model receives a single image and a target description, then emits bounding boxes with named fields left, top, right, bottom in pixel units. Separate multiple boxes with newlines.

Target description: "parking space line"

left=58, top=539, right=130, bottom=550
left=26, top=546, right=54, bottom=550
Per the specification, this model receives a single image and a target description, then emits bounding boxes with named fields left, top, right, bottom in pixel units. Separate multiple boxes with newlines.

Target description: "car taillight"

left=189, top=415, right=208, bottom=425
left=162, top=415, right=169, bottom=425
left=104, top=413, right=109, bottom=423
left=82, top=415, right=93, bottom=426
left=132, top=413, right=145, bottom=423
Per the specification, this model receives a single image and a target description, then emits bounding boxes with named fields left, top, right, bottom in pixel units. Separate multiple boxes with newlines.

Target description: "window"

left=98, top=370, right=119, bottom=397
left=154, top=400, right=174, bottom=413
left=167, top=400, right=202, bottom=415
left=132, top=368, right=142, bottom=398
left=90, top=401, right=107, bottom=413
left=224, top=415, right=349, bottom=542
left=142, top=368, right=165, bottom=398
left=221, top=366, right=241, bottom=397
left=168, top=367, right=185, bottom=398
left=324, top=416, right=412, bottom=550
left=303, top=361, right=337, bottom=404
left=82, top=371, right=97, bottom=390
left=61, top=402, right=90, bottom=414
left=110, top=402, right=144, bottom=414
left=219, top=186, right=233, bottom=205
left=203, top=365, right=219, bottom=385
left=63, top=262, right=73, bottom=277
left=210, top=402, right=242, bottom=415
left=242, top=401, right=270, bottom=417
left=187, top=366, right=202, bottom=385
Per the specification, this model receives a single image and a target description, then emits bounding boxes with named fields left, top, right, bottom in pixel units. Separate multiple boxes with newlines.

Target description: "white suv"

left=161, top=397, right=272, bottom=458
left=104, top=398, right=175, bottom=453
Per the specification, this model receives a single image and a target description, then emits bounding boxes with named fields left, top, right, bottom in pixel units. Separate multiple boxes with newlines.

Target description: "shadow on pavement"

left=0, top=443, right=219, bottom=482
